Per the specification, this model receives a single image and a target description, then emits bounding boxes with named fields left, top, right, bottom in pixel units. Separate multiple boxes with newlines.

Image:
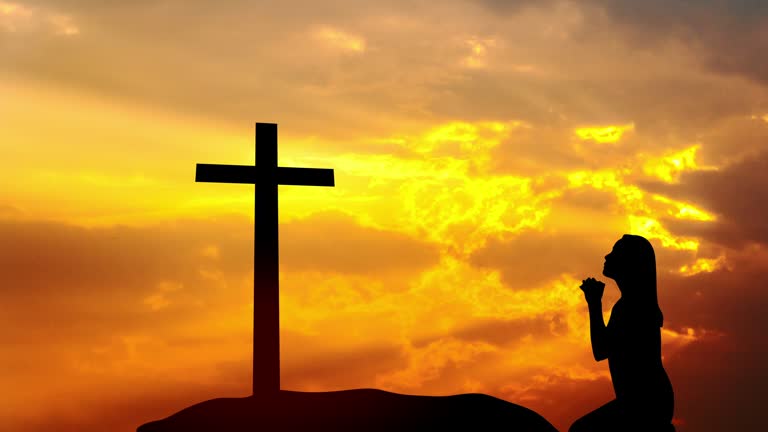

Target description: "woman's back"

left=606, top=297, right=674, bottom=422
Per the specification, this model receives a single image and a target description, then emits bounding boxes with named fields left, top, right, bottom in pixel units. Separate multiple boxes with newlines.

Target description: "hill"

left=137, top=388, right=557, bottom=432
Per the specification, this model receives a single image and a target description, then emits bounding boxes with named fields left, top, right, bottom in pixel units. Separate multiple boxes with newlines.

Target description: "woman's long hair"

left=620, top=234, right=664, bottom=327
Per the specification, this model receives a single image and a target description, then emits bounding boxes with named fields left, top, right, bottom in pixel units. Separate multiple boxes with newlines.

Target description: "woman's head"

left=603, top=234, right=663, bottom=326
left=603, top=234, right=656, bottom=282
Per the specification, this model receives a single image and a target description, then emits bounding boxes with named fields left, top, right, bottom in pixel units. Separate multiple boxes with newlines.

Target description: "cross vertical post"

left=254, top=123, right=279, bottom=396
left=195, top=122, right=335, bottom=397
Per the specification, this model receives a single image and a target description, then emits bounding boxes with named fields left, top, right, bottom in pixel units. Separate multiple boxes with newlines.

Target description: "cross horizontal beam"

left=196, top=164, right=335, bottom=186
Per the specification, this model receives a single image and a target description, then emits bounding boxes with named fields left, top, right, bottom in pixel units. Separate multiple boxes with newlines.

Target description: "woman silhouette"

left=569, top=234, right=675, bottom=432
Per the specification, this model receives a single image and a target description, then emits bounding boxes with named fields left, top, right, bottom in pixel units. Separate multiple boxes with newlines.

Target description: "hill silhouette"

left=137, top=388, right=557, bottom=432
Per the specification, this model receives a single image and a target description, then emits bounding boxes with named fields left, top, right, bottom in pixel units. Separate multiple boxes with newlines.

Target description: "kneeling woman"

left=570, top=234, right=675, bottom=432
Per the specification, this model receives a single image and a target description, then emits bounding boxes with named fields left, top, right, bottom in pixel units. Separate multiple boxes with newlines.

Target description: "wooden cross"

left=195, top=123, right=335, bottom=396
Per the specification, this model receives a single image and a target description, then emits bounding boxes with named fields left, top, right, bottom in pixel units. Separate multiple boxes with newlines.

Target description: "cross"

left=195, top=123, right=335, bottom=396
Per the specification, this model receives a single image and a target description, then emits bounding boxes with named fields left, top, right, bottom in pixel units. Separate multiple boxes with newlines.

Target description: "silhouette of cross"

left=195, top=123, right=335, bottom=396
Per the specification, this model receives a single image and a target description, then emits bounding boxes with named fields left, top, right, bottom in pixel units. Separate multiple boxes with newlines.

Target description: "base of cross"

left=137, top=388, right=557, bottom=432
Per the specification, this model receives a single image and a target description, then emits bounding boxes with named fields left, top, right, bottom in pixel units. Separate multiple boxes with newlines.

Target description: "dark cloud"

left=658, top=246, right=768, bottom=333
left=642, top=151, right=768, bottom=247
left=474, top=0, right=768, bottom=85
left=663, top=333, right=766, bottom=431
left=597, top=0, right=768, bottom=86
left=656, top=248, right=768, bottom=431
left=692, top=115, right=768, bottom=164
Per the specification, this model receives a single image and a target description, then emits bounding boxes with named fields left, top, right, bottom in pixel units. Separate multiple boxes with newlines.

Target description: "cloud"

left=0, top=209, right=439, bottom=355
left=487, top=243, right=768, bottom=431
left=1, top=0, right=459, bottom=140
left=473, top=0, right=768, bottom=85
left=2, top=372, right=249, bottom=432
left=0, top=211, right=441, bottom=430
left=282, top=329, right=404, bottom=391
left=643, top=151, right=768, bottom=247
left=655, top=248, right=768, bottom=431
left=449, top=316, right=556, bottom=346
left=0, top=217, right=249, bottom=297
left=663, top=332, right=765, bottom=431
left=375, top=337, right=498, bottom=391
left=574, top=123, right=634, bottom=144
left=0, top=209, right=439, bottom=286
left=281, top=210, right=440, bottom=274
left=461, top=37, right=497, bottom=69
left=470, top=229, right=615, bottom=291
left=313, top=26, right=366, bottom=53
left=4, top=208, right=765, bottom=432
left=590, top=0, right=768, bottom=85
left=0, top=204, right=22, bottom=216
left=0, top=211, right=440, bottom=347
left=0, top=1, right=79, bottom=35
left=4, top=0, right=767, bottom=153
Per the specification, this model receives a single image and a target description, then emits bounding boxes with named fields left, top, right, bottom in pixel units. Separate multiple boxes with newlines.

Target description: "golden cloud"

left=284, top=120, right=546, bottom=256
left=565, top=167, right=709, bottom=252
left=678, top=256, right=729, bottom=276
left=628, top=215, right=699, bottom=251
left=651, top=194, right=716, bottom=222
left=313, top=26, right=366, bottom=53
left=0, top=1, right=79, bottom=35
left=574, top=123, right=634, bottom=143
left=641, top=144, right=711, bottom=183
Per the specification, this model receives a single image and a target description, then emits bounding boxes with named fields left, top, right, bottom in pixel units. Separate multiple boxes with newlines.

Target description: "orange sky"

left=2, top=1, right=768, bottom=431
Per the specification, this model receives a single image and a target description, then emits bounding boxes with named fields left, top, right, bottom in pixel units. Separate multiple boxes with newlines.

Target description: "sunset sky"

left=2, top=1, right=768, bottom=431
